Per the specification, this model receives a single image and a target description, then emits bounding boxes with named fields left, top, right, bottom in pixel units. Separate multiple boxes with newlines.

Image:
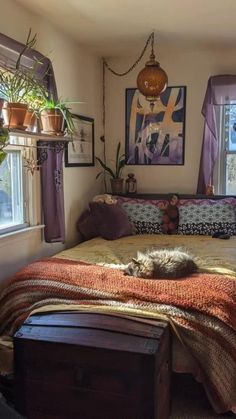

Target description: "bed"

left=0, top=194, right=236, bottom=415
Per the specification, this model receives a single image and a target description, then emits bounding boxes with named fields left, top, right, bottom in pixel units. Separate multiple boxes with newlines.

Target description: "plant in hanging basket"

left=96, top=141, right=126, bottom=193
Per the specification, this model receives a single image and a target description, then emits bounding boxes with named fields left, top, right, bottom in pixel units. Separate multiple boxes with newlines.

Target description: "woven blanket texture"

left=0, top=256, right=236, bottom=415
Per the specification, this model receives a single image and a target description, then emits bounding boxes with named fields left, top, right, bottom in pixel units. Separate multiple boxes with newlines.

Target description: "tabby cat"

left=124, top=248, right=198, bottom=279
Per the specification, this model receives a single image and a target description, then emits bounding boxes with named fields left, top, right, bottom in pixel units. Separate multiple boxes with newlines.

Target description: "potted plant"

left=0, top=30, right=37, bottom=130
left=23, top=83, right=48, bottom=131
left=96, top=142, right=126, bottom=193
left=0, top=70, right=32, bottom=129
left=39, top=98, right=80, bottom=136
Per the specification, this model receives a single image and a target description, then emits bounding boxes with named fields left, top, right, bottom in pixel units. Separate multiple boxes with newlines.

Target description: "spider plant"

left=40, top=98, right=81, bottom=135
left=0, top=69, right=34, bottom=103
left=0, top=29, right=38, bottom=104
left=96, top=142, right=125, bottom=180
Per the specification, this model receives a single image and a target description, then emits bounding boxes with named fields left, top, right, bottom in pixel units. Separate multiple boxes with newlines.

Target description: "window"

left=214, top=104, right=236, bottom=195
left=0, top=150, right=25, bottom=230
left=0, top=134, right=41, bottom=235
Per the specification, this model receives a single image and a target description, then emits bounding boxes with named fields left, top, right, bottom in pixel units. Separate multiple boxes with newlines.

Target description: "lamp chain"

left=100, top=31, right=155, bottom=193
left=102, top=59, right=107, bottom=191
left=103, top=32, right=154, bottom=77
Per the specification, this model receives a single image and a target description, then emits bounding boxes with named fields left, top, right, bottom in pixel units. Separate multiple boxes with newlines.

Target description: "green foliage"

left=0, top=126, right=9, bottom=165
left=0, top=150, right=7, bottom=165
left=96, top=142, right=125, bottom=179
left=40, top=98, right=81, bottom=135
left=0, top=69, right=33, bottom=103
left=0, top=29, right=40, bottom=104
left=23, top=83, right=48, bottom=113
left=0, top=29, right=82, bottom=136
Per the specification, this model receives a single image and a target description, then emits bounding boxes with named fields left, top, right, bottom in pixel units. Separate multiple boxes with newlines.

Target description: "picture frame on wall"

left=125, top=86, right=186, bottom=166
left=65, top=114, right=94, bottom=167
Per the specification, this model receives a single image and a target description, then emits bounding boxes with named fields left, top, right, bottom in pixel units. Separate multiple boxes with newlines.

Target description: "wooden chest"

left=14, top=312, right=170, bottom=419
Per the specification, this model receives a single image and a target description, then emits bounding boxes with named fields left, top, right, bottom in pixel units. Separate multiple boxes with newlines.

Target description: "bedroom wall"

left=104, top=44, right=236, bottom=194
left=0, top=0, right=102, bottom=284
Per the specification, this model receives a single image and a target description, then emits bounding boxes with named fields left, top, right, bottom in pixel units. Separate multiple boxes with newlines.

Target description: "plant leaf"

left=117, top=158, right=125, bottom=177
left=95, top=172, right=103, bottom=180
left=115, top=141, right=121, bottom=176
left=0, top=150, right=7, bottom=165
left=96, top=157, right=115, bottom=178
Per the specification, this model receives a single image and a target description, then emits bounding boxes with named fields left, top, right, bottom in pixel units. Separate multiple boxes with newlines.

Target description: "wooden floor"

left=170, top=374, right=235, bottom=419
left=1, top=372, right=235, bottom=418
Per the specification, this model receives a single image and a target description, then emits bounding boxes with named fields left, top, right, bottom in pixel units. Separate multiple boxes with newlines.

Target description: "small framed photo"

left=65, top=114, right=94, bottom=167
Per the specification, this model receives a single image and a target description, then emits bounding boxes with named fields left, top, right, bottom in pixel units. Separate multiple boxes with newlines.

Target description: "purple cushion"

left=76, top=209, right=98, bottom=240
left=89, top=202, right=134, bottom=240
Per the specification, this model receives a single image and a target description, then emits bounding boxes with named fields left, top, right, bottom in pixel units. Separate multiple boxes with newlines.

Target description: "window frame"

left=214, top=105, right=236, bottom=195
left=0, top=134, right=41, bottom=236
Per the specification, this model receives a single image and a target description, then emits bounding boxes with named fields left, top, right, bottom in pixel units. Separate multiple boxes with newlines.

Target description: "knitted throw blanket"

left=0, top=257, right=236, bottom=414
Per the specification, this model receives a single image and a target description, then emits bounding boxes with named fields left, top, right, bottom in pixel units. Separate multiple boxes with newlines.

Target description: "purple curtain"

left=0, top=31, right=65, bottom=243
left=197, top=75, right=236, bottom=193
left=38, top=143, right=65, bottom=243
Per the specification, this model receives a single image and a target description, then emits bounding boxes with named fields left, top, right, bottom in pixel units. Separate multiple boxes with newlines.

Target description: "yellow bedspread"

left=56, top=234, right=236, bottom=274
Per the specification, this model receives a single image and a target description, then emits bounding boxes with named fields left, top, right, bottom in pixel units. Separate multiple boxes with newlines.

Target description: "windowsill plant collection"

left=0, top=30, right=79, bottom=164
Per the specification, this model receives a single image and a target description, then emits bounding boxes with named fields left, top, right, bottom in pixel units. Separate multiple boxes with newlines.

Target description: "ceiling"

left=16, top=0, right=236, bottom=56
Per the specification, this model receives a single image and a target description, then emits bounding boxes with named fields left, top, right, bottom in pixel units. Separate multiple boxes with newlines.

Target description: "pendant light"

left=136, top=32, right=168, bottom=112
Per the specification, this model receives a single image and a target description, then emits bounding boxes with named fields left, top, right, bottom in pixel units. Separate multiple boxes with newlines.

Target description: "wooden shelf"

left=9, top=129, right=71, bottom=142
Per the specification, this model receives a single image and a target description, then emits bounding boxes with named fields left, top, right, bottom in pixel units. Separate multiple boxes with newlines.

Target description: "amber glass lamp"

left=137, top=33, right=168, bottom=111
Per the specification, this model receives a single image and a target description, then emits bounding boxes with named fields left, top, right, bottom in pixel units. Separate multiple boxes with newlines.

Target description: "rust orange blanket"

left=0, top=257, right=236, bottom=414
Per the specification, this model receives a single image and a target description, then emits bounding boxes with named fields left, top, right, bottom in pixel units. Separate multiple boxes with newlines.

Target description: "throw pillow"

left=178, top=197, right=236, bottom=235
left=89, top=201, right=134, bottom=240
left=117, top=196, right=168, bottom=234
left=76, top=209, right=98, bottom=240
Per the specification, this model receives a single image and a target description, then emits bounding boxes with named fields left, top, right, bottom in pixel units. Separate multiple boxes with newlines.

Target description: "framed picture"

left=65, top=114, right=94, bottom=167
left=125, top=86, right=186, bottom=165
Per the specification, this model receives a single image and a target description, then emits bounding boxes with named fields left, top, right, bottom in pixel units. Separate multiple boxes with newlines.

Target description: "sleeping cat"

left=124, top=248, right=198, bottom=279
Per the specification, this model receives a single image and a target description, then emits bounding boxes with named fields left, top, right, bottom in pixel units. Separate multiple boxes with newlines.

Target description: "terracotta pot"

left=24, top=110, right=37, bottom=131
left=110, top=178, right=124, bottom=194
left=2, top=102, right=28, bottom=129
left=40, top=109, right=64, bottom=135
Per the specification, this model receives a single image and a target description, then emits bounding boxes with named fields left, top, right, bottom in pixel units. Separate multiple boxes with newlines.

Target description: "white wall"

left=105, top=44, right=236, bottom=193
left=1, top=0, right=236, bottom=284
left=0, top=0, right=102, bottom=284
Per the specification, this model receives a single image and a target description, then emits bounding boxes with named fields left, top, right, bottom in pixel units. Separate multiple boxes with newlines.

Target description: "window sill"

left=9, top=129, right=70, bottom=142
left=0, top=224, right=45, bottom=247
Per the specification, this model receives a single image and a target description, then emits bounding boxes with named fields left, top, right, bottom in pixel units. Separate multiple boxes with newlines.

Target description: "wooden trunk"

left=14, top=313, right=170, bottom=419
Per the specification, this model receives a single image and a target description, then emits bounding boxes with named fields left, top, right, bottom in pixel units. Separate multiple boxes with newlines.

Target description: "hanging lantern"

left=137, top=33, right=168, bottom=111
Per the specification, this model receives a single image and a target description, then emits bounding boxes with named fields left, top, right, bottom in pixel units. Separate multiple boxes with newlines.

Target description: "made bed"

left=0, top=194, right=236, bottom=416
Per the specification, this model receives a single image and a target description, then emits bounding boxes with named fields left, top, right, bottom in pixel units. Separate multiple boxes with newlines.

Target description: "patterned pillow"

left=178, top=198, right=236, bottom=235
left=117, top=197, right=168, bottom=234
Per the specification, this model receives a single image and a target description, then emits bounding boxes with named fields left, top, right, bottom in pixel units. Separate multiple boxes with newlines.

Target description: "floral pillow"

left=178, top=198, right=236, bottom=235
left=117, top=196, right=168, bottom=234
